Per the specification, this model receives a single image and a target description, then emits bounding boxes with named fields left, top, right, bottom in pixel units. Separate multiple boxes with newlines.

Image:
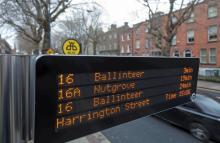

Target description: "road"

left=101, top=88, right=218, bottom=143
left=197, top=88, right=220, bottom=97
left=102, top=116, right=201, bottom=143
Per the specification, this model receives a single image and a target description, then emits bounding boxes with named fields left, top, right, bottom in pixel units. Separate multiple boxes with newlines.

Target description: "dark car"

left=156, top=94, right=220, bottom=142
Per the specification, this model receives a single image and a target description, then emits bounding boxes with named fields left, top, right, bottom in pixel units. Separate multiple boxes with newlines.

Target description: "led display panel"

left=35, top=56, right=199, bottom=143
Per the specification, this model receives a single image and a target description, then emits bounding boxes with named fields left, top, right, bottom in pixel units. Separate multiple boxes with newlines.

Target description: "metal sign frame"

left=0, top=55, right=35, bottom=143
left=35, top=55, right=199, bottom=143
left=0, top=55, right=199, bottom=143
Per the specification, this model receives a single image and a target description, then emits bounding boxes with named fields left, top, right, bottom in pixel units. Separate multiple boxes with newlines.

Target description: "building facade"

left=97, top=0, right=220, bottom=70
left=132, top=21, right=160, bottom=56
left=98, top=24, right=120, bottom=55
left=118, top=22, right=132, bottom=56
left=170, top=0, right=220, bottom=68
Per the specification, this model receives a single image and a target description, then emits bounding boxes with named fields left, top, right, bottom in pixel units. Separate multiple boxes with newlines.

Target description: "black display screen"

left=35, top=56, right=199, bottom=143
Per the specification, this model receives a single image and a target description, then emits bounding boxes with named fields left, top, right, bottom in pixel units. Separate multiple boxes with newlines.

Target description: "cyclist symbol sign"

left=62, top=39, right=81, bottom=55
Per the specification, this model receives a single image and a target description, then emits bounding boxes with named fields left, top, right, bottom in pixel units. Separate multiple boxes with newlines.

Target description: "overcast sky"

left=1, top=0, right=194, bottom=47
left=97, top=0, right=196, bottom=27
left=95, top=0, right=191, bottom=27
left=96, top=0, right=148, bottom=27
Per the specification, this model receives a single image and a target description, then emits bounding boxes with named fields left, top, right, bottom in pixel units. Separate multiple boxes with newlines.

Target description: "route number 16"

left=58, top=74, right=74, bottom=85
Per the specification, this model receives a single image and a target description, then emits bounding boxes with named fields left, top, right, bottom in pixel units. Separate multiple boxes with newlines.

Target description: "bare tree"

left=52, top=13, right=86, bottom=53
left=0, top=0, right=73, bottom=53
left=143, top=0, right=200, bottom=56
left=79, top=6, right=103, bottom=55
left=53, top=5, right=103, bottom=55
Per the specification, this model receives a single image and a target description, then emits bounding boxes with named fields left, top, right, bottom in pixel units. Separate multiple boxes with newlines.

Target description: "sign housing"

left=35, top=56, right=199, bottom=143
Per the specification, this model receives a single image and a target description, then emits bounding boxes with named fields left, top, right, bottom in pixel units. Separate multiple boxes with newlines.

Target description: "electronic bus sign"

left=35, top=56, right=199, bottom=143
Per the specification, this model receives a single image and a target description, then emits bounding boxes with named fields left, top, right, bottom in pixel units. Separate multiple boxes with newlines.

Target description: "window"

left=173, top=50, right=179, bottom=57
left=209, top=48, right=216, bottom=64
left=152, top=51, right=161, bottom=56
left=184, top=49, right=192, bottom=57
left=171, top=35, right=176, bottom=46
left=145, top=39, right=150, bottom=48
left=208, top=26, right=218, bottom=41
left=187, top=12, right=195, bottom=23
left=114, top=43, right=117, bottom=49
left=136, top=28, right=141, bottom=37
left=109, top=34, right=112, bottom=39
left=127, top=33, right=131, bottom=40
left=187, top=30, right=195, bottom=43
left=109, top=44, right=112, bottom=50
left=121, top=46, right=124, bottom=53
left=200, top=49, right=207, bottom=64
left=121, top=35, right=124, bottom=41
left=145, top=28, right=149, bottom=33
left=136, top=40, right=140, bottom=49
left=145, top=25, right=150, bottom=33
left=114, top=33, right=117, bottom=39
left=208, top=6, right=218, bottom=18
left=127, top=45, right=131, bottom=53
left=171, top=16, right=177, bottom=24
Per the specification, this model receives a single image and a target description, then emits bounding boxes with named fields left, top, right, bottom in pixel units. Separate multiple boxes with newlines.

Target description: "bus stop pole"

left=0, top=55, right=12, bottom=143
left=0, top=55, right=34, bottom=143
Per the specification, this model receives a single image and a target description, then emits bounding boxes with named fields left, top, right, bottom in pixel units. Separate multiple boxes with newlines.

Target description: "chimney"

left=111, top=24, right=117, bottom=29
left=124, top=22, right=128, bottom=26
left=153, top=11, right=164, bottom=18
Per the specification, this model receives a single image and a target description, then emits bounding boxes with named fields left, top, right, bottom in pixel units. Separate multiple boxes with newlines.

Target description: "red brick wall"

left=118, top=0, right=220, bottom=68
left=171, top=0, right=220, bottom=68
left=132, top=22, right=154, bottom=56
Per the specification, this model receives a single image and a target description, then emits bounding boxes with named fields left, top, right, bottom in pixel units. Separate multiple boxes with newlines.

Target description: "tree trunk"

left=42, top=3, right=51, bottom=54
left=162, top=41, right=171, bottom=57
left=83, top=40, right=88, bottom=55
left=42, top=22, right=51, bottom=53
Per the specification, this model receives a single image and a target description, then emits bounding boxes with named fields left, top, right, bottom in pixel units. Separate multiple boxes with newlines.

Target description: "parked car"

left=156, top=94, right=220, bottom=142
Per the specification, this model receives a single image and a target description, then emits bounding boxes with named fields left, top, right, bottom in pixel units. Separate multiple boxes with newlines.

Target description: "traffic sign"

left=62, top=39, right=81, bottom=55
left=47, top=48, right=55, bottom=54
left=35, top=56, right=199, bottom=143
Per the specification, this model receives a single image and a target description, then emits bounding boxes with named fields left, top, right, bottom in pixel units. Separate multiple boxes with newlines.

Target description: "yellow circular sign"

left=62, top=39, right=81, bottom=55
left=47, top=48, right=55, bottom=54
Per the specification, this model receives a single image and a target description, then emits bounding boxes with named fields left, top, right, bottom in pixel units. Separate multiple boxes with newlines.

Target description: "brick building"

left=131, top=21, right=162, bottom=56
left=99, top=0, right=220, bottom=72
left=119, top=22, right=132, bottom=56
left=98, top=23, right=131, bottom=56
left=131, top=0, right=220, bottom=69
left=132, top=21, right=148, bottom=56
left=170, top=0, right=220, bottom=69
left=98, top=24, right=119, bottom=55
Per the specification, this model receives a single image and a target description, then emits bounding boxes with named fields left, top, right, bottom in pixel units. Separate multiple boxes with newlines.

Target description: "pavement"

left=68, top=132, right=111, bottom=143
left=197, top=80, right=220, bottom=92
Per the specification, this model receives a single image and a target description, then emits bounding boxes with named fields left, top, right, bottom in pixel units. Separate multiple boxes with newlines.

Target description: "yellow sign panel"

left=62, top=39, right=81, bottom=55
left=47, top=49, right=55, bottom=54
